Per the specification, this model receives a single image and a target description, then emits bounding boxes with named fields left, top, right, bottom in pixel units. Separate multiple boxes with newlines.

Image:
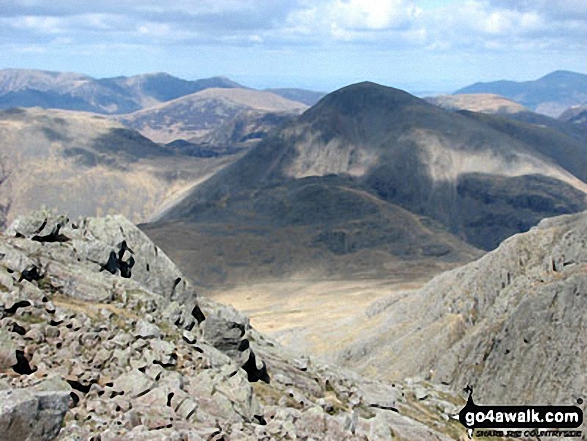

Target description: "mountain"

left=0, top=107, right=239, bottom=228
left=266, top=88, right=326, bottom=106
left=336, top=210, right=587, bottom=407
left=0, top=212, right=473, bottom=440
left=455, top=70, right=587, bottom=117
left=143, top=82, right=587, bottom=286
left=116, top=88, right=308, bottom=144
left=426, top=93, right=528, bottom=115
left=0, top=69, right=244, bottom=114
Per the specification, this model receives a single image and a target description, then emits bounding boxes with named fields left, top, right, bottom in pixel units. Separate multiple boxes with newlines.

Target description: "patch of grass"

left=15, top=313, right=46, bottom=325
left=53, top=294, right=140, bottom=322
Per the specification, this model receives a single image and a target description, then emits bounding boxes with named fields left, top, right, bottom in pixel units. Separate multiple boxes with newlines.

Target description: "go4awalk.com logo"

left=458, top=387, right=583, bottom=439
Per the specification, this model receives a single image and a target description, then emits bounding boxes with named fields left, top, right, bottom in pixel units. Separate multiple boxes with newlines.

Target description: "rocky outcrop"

left=0, top=211, right=469, bottom=440
left=338, top=211, right=587, bottom=410
left=0, top=378, right=71, bottom=441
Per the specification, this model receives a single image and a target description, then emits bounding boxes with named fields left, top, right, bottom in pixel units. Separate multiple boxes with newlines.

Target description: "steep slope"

left=0, top=107, right=238, bottom=227
left=145, top=83, right=587, bottom=287
left=0, top=212, right=470, bottom=440
left=454, top=110, right=587, bottom=184
left=426, top=93, right=528, bottom=115
left=337, top=210, right=587, bottom=409
left=0, top=69, right=244, bottom=114
left=455, top=70, right=587, bottom=117
left=117, top=88, right=308, bottom=144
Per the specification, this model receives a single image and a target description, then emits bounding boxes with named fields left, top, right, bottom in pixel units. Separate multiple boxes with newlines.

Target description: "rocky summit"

left=0, top=211, right=470, bottom=440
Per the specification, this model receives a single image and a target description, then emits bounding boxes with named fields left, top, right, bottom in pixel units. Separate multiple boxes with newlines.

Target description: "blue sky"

left=1, top=0, right=586, bottom=93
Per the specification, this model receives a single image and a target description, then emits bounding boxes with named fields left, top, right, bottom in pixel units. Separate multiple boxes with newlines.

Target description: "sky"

left=1, top=0, right=586, bottom=93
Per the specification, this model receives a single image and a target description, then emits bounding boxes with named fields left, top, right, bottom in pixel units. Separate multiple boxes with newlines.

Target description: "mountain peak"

left=539, top=70, right=587, bottom=82
left=304, top=81, right=421, bottom=119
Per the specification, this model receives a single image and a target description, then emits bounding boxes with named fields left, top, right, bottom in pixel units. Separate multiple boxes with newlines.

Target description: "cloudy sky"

left=1, top=0, right=586, bottom=93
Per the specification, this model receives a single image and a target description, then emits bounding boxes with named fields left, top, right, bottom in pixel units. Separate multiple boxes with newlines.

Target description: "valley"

left=206, top=278, right=428, bottom=358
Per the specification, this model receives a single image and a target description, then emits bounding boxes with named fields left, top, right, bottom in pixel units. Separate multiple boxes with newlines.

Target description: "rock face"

left=0, top=211, right=469, bottom=440
left=337, top=210, right=587, bottom=410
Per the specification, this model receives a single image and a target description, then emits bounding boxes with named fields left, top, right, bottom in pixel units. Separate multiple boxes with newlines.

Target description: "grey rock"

left=134, top=319, right=161, bottom=339
left=0, top=382, right=71, bottom=441
left=113, top=369, right=154, bottom=398
left=0, top=211, right=479, bottom=440
left=0, top=328, right=17, bottom=370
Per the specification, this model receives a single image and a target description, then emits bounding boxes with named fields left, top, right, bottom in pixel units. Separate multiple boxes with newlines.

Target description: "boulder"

left=0, top=379, right=71, bottom=441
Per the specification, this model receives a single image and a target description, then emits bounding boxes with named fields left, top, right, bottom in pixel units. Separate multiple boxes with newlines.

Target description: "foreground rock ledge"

left=0, top=211, right=468, bottom=440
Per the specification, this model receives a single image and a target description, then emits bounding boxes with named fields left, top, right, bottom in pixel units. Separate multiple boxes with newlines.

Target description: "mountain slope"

left=336, top=210, right=587, bottom=408
left=560, top=105, right=587, bottom=127
left=159, top=82, right=587, bottom=251
left=455, top=70, right=587, bottom=117
left=0, top=69, right=244, bottom=114
left=142, top=176, right=482, bottom=286
left=0, top=107, right=239, bottom=227
left=143, top=81, right=587, bottom=285
left=427, top=92, right=587, bottom=145
left=454, top=110, right=587, bottom=184
left=117, top=88, right=308, bottom=144
left=426, top=93, right=528, bottom=115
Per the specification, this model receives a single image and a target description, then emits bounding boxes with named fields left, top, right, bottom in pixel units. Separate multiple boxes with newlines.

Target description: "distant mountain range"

left=0, top=68, right=323, bottom=115
left=455, top=70, right=587, bottom=117
left=143, top=82, right=587, bottom=286
left=0, top=69, right=325, bottom=150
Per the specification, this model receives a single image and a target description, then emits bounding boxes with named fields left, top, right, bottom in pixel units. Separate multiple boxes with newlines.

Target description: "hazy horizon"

left=1, top=0, right=586, bottom=94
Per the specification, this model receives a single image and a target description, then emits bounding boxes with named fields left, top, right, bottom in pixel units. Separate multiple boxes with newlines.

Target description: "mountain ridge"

left=116, top=87, right=308, bottom=144
left=455, top=70, right=587, bottom=117
left=0, top=68, right=247, bottom=114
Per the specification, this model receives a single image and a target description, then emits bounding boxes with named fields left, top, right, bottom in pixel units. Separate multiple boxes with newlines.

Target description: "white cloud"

left=326, top=0, right=421, bottom=31
left=0, top=0, right=584, bottom=60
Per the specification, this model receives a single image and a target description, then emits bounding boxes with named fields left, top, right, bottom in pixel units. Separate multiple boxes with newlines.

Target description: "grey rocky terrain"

left=337, top=210, right=587, bottom=411
left=0, top=211, right=470, bottom=440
